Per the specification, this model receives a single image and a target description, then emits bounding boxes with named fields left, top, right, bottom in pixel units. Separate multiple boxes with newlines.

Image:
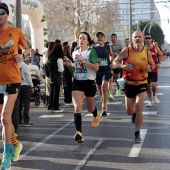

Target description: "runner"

left=72, top=32, right=100, bottom=143
left=145, top=33, right=163, bottom=107
left=109, top=33, right=123, bottom=100
left=93, top=32, right=113, bottom=116
left=113, top=30, right=155, bottom=143
left=0, top=3, right=29, bottom=169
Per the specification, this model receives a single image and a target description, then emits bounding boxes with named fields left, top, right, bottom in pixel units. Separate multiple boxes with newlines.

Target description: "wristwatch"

left=83, top=59, right=86, bottom=63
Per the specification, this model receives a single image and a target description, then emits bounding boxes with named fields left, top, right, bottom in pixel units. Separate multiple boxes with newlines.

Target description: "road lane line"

left=74, top=140, right=104, bottom=170
left=128, top=129, right=148, bottom=157
left=39, top=115, right=63, bottom=118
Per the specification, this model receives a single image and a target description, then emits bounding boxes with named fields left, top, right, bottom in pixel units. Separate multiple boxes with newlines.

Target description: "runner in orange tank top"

left=0, top=3, right=29, bottom=169
left=145, top=33, right=163, bottom=107
left=113, top=30, right=155, bottom=143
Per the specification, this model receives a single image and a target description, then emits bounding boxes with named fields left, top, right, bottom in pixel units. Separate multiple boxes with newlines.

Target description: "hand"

left=123, top=64, right=134, bottom=72
left=144, top=65, right=152, bottom=72
left=75, top=53, right=84, bottom=62
left=156, top=63, right=160, bottom=68
left=31, top=88, right=34, bottom=94
left=13, top=53, right=23, bottom=63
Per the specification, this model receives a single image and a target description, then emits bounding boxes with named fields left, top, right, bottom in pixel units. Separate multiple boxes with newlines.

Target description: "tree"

left=132, top=20, right=165, bottom=45
left=39, top=0, right=118, bottom=42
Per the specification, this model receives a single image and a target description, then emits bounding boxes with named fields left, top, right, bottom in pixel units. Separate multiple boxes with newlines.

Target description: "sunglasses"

left=145, top=37, right=152, bottom=40
left=0, top=11, right=6, bottom=16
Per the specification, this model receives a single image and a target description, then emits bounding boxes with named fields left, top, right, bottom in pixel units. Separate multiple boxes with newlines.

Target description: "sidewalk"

left=161, top=58, right=170, bottom=67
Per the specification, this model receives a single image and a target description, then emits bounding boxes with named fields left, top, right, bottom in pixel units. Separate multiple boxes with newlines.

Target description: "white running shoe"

left=146, top=101, right=153, bottom=107
left=153, top=95, right=159, bottom=104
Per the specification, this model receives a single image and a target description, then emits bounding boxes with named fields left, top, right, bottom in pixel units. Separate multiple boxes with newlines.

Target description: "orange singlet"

left=123, top=45, right=148, bottom=85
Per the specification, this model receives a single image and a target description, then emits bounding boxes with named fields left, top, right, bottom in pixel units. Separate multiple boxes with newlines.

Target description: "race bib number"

left=0, top=85, right=7, bottom=94
left=99, top=58, right=108, bottom=66
left=74, top=62, right=88, bottom=80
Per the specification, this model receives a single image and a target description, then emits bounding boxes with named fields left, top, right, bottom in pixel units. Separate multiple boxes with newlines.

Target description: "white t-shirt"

left=72, top=48, right=97, bottom=80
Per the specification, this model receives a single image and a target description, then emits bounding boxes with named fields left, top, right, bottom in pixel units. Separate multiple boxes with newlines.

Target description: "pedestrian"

left=19, top=58, right=34, bottom=127
left=48, top=43, right=64, bottom=112
left=72, top=32, right=100, bottom=143
left=26, top=49, right=40, bottom=68
left=63, top=45, right=74, bottom=104
left=44, top=42, right=55, bottom=109
left=112, top=30, right=155, bottom=143
left=71, top=41, right=78, bottom=54
left=93, top=32, right=113, bottom=116
left=0, top=3, right=29, bottom=169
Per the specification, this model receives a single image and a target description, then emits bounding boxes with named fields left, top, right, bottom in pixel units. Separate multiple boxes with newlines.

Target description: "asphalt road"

left=1, top=59, right=170, bottom=170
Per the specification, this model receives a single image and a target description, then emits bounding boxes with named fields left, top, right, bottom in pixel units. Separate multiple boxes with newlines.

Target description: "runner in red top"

left=145, top=33, right=163, bottom=107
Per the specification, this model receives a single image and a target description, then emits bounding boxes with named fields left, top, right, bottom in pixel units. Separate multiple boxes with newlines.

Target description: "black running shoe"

left=74, top=132, right=84, bottom=143
left=131, top=113, right=136, bottom=124
left=134, top=131, right=142, bottom=143
left=101, top=111, right=107, bottom=117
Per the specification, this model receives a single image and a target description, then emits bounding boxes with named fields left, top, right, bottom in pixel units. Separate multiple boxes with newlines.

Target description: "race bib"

left=99, top=58, right=108, bottom=66
left=0, top=85, right=7, bottom=94
left=74, top=62, right=88, bottom=80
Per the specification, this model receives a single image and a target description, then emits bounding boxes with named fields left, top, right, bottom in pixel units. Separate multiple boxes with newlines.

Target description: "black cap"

left=0, top=3, right=9, bottom=15
left=96, top=32, right=105, bottom=37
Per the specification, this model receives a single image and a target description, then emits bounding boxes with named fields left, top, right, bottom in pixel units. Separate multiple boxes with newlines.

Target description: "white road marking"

left=39, top=115, right=63, bottom=118
left=144, top=101, right=161, bottom=103
left=143, top=111, right=157, bottom=115
left=107, top=102, right=122, bottom=105
left=156, top=93, right=163, bottom=95
left=85, top=113, right=110, bottom=116
left=129, top=129, right=148, bottom=157
left=74, top=140, right=104, bottom=170
left=158, top=86, right=170, bottom=88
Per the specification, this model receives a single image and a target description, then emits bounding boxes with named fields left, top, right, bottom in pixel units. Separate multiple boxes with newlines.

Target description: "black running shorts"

left=72, top=79, right=96, bottom=97
left=148, top=72, right=158, bottom=84
left=0, top=83, right=20, bottom=104
left=123, top=83, right=147, bottom=98
left=96, top=71, right=112, bottom=85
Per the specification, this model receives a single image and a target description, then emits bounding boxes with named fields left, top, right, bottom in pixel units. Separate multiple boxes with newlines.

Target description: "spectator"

left=26, top=49, right=40, bottom=68
left=19, top=58, right=34, bottom=127
left=48, top=43, right=64, bottom=112
left=63, top=45, right=74, bottom=104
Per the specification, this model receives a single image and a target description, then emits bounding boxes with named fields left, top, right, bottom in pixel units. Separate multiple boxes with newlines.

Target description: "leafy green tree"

left=132, top=20, right=164, bottom=45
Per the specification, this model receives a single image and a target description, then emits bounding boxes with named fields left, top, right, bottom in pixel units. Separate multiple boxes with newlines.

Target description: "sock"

left=3, top=144, right=10, bottom=155
left=92, top=107, right=97, bottom=117
left=11, top=133, right=19, bottom=146
left=74, top=113, right=82, bottom=132
left=102, top=108, right=106, bottom=112
left=116, top=86, right=120, bottom=90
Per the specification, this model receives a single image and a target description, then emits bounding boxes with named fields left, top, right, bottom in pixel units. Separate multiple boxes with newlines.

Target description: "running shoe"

left=153, top=95, right=159, bottom=104
left=10, top=142, right=23, bottom=162
left=92, top=110, right=100, bottom=128
left=146, top=101, right=153, bottom=107
left=131, top=113, right=136, bottom=124
left=74, top=131, right=84, bottom=143
left=116, top=89, right=121, bottom=96
left=108, top=94, right=114, bottom=101
left=101, top=111, right=107, bottom=117
left=134, top=131, right=142, bottom=143
left=0, top=153, right=11, bottom=170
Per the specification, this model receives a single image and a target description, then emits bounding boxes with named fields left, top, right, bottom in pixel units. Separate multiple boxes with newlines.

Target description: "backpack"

left=43, top=61, right=53, bottom=78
